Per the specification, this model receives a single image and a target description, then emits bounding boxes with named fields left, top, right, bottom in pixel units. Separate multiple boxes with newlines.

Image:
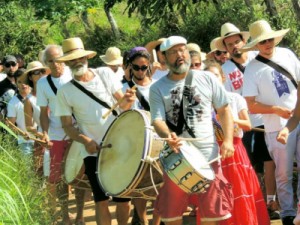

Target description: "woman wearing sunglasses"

left=23, top=61, right=50, bottom=176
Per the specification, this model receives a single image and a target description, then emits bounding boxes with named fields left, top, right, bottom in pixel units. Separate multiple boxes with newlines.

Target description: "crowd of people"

left=0, top=18, right=300, bottom=225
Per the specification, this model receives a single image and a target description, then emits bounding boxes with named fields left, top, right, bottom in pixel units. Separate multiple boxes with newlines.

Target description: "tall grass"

left=0, top=133, right=52, bottom=225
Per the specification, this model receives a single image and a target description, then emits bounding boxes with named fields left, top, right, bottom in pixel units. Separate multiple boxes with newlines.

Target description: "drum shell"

left=160, top=142, right=215, bottom=194
left=97, top=109, right=163, bottom=200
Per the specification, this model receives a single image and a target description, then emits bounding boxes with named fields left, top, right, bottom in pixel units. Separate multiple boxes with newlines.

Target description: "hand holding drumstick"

left=5, top=118, right=49, bottom=146
left=102, top=86, right=137, bottom=119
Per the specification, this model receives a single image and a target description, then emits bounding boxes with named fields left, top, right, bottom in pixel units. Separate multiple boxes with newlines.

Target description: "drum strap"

left=70, top=79, right=118, bottom=117
left=46, top=75, right=57, bottom=95
left=16, top=93, right=25, bottom=104
left=47, top=75, right=77, bottom=121
left=127, top=80, right=150, bottom=111
left=255, top=54, right=298, bottom=88
left=166, top=71, right=196, bottom=138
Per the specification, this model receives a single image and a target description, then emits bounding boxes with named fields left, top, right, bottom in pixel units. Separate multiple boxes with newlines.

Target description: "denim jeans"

left=265, top=124, right=300, bottom=218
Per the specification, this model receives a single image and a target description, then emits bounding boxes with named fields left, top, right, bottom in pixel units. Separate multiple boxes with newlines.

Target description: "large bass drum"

left=97, top=109, right=163, bottom=200
left=62, top=140, right=90, bottom=190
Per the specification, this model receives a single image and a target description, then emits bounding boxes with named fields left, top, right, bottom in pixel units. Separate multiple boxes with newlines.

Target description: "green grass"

left=0, top=133, right=52, bottom=225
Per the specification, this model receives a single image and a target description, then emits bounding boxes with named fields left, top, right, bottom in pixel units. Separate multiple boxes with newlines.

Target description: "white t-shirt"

left=0, top=73, right=7, bottom=82
left=55, top=67, right=122, bottom=158
left=222, top=51, right=263, bottom=127
left=7, top=94, right=34, bottom=144
left=228, top=92, right=248, bottom=138
left=36, top=70, right=72, bottom=140
left=243, top=47, right=300, bottom=132
left=122, top=79, right=152, bottom=110
left=150, top=70, right=230, bottom=161
left=99, top=66, right=124, bottom=82
left=151, top=69, right=168, bottom=82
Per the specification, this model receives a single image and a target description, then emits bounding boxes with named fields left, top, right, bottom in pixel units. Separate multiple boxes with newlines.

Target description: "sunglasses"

left=29, top=69, right=46, bottom=76
left=5, top=62, right=17, bottom=68
left=215, top=50, right=227, bottom=56
left=190, top=63, right=201, bottom=68
left=258, top=38, right=274, bottom=45
left=131, top=64, right=148, bottom=71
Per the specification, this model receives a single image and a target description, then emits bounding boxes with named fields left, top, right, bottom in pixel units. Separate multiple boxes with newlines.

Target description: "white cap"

left=160, top=36, right=187, bottom=52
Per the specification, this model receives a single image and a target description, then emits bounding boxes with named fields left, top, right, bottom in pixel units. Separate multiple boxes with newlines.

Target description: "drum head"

left=64, top=141, right=85, bottom=183
left=180, top=141, right=215, bottom=180
left=98, top=110, right=150, bottom=196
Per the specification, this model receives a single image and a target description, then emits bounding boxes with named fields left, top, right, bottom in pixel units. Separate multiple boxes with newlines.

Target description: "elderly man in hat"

left=100, top=46, right=124, bottom=81
left=242, top=19, right=300, bottom=225
left=55, top=37, right=136, bottom=225
left=36, top=45, right=86, bottom=225
left=215, top=22, right=279, bottom=220
left=149, top=35, right=234, bottom=225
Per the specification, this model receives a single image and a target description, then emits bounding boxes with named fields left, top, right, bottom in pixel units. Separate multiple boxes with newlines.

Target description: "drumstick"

left=102, top=85, right=137, bottom=119
left=252, top=127, right=265, bottom=132
left=201, top=156, right=222, bottom=168
left=152, top=49, right=158, bottom=62
left=154, top=137, right=204, bottom=141
left=6, top=119, right=48, bottom=145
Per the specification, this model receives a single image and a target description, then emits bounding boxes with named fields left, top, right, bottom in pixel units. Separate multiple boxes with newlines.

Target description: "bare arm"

left=216, top=104, right=234, bottom=159
left=234, top=108, right=252, bottom=131
left=245, top=96, right=292, bottom=119
left=24, top=98, right=38, bottom=134
left=7, top=117, right=16, bottom=125
left=40, top=106, right=50, bottom=142
left=277, top=84, right=300, bottom=144
left=114, top=88, right=136, bottom=111
left=60, top=116, right=99, bottom=154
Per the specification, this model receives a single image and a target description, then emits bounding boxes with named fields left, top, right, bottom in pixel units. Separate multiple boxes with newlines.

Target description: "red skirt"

left=219, top=137, right=270, bottom=225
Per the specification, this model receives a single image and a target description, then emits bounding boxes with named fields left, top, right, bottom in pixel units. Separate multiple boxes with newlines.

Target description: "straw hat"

left=100, top=47, right=123, bottom=65
left=241, top=19, right=289, bottom=52
left=55, top=37, right=96, bottom=62
left=206, top=38, right=220, bottom=59
left=21, top=61, right=50, bottom=85
left=187, top=43, right=207, bottom=61
left=214, top=23, right=250, bottom=51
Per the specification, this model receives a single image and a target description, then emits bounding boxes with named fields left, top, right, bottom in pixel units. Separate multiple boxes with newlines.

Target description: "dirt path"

left=66, top=192, right=283, bottom=225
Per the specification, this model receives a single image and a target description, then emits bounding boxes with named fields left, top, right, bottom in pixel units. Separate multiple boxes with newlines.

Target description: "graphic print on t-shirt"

left=168, top=87, right=181, bottom=125
left=166, top=85, right=202, bottom=132
left=228, top=69, right=243, bottom=91
left=272, top=70, right=290, bottom=97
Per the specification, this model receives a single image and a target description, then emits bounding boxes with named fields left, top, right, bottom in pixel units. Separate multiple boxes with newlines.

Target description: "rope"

left=141, top=155, right=163, bottom=196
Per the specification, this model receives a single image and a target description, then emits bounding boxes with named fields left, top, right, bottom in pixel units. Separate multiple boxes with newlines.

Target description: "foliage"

left=0, top=134, right=52, bottom=225
left=0, top=2, right=45, bottom=61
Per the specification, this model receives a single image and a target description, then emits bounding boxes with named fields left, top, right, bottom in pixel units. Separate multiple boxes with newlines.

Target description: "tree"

left=291, top=0, right=300, bottom=26
left=263, top=0, right=280, bottom=29
left=0, top=2, right=44, bottom=61
left=104, top=0, right=121, bottom=39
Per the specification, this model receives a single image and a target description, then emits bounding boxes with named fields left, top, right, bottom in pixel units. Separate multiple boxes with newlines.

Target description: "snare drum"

left=160, top=141, right=215, bottom=193
left=97, top=109, right=164, bottom=200
left=62, top=140, right=90, bottom=190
